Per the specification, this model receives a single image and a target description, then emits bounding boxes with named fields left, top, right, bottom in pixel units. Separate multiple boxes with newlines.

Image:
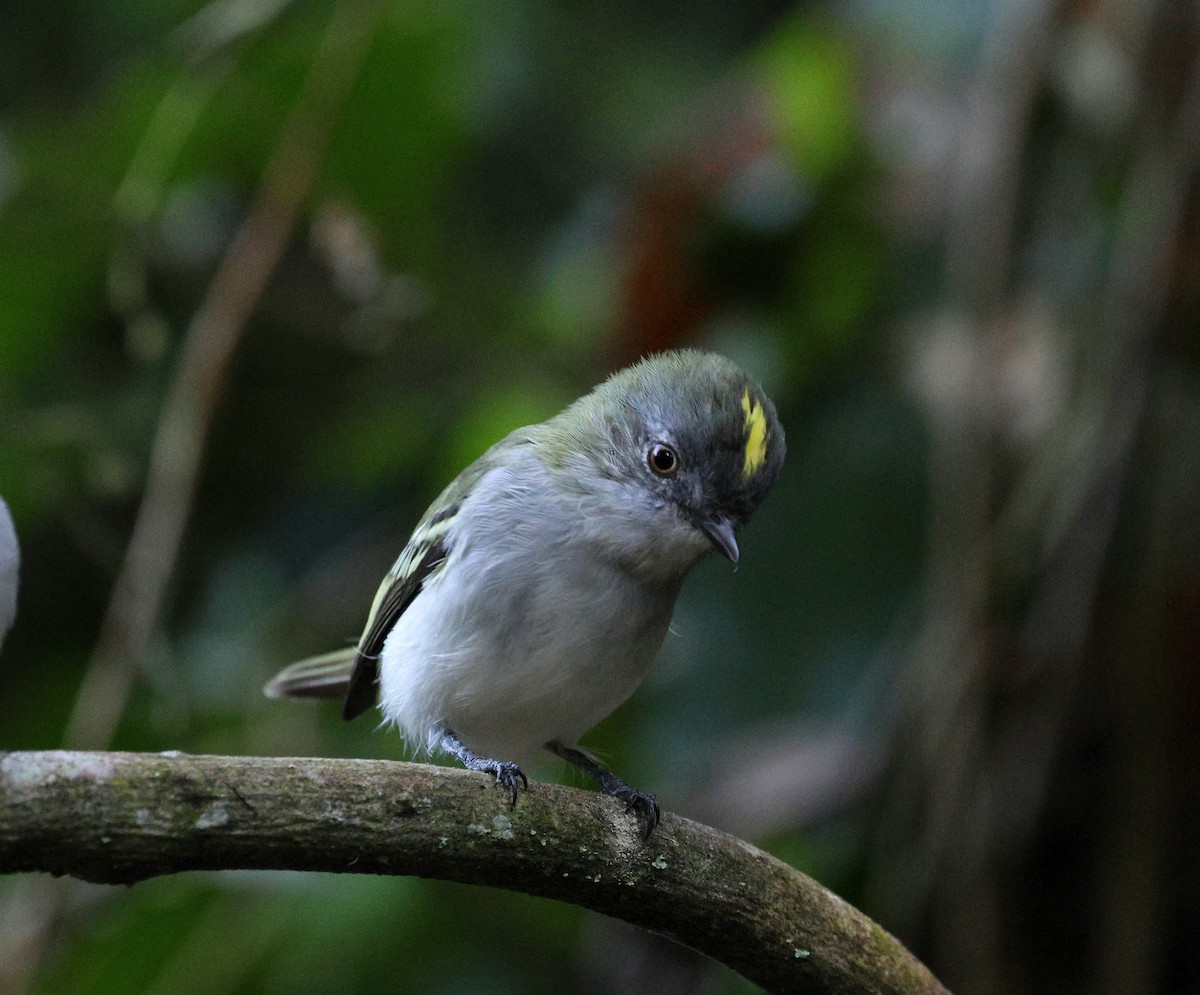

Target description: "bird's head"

left=541, top=349, right=786, bottom=574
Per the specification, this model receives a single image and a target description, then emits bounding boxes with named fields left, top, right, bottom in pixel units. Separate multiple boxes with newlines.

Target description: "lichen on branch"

left=0, top=750, right=947, bottom=994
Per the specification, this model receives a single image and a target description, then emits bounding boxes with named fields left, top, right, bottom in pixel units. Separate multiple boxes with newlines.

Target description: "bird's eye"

left=647, top=443, right=679, bottom=476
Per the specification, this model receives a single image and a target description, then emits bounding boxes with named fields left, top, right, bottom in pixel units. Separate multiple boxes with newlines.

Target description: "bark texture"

left=0, top=750, right=947, bottom=994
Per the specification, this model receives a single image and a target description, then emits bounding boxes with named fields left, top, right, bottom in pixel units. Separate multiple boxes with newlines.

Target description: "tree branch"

left=0, top=751, right=947, bottom=994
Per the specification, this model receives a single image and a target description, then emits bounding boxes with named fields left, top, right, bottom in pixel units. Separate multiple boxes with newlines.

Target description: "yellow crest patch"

left=741, top=389, right=768, bottom=479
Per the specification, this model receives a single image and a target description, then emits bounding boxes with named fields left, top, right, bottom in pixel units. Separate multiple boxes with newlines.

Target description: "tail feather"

left=264, top=648, right=356, bottom=700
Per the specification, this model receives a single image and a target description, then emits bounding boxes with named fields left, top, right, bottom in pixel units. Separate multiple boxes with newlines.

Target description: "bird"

left=0, top=497, right=18, bottom=655
left=264, top=349, right=785, bottom=835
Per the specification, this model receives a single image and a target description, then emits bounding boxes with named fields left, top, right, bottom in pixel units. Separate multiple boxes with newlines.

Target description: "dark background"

left=1, top=1, right=1198, bottom=992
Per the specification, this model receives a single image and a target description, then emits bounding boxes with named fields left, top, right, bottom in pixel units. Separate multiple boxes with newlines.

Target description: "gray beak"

left=699, top=517, right=740, bottom=566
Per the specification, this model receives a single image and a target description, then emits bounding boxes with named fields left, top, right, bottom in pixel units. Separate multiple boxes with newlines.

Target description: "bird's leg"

left=545, top=740, right=660, bottom=837
left=437, top=728, right=527, bottom=806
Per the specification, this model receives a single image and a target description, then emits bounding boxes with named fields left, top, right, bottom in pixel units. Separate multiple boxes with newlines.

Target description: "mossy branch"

left=0, top=751, right=947, bottom=994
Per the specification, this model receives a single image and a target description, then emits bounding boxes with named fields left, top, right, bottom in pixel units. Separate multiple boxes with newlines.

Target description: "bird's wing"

left=342, top=533, right=449, bottom=720
left=265, top=429, right=534, bottom=721
left=260, top=532, right=449, bottom=714
left=344, top=432, right=543, bottom=720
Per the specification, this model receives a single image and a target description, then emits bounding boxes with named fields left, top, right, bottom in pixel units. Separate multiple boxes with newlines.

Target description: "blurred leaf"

left=304, top=397, right=428, bottom=490
left=320, top=5, right=474, bottom=266
left=753, top=19, right=858, bottom=184
left=786, top=216, right=885, bottom=353
left=444, top=379, right=569, bottom=474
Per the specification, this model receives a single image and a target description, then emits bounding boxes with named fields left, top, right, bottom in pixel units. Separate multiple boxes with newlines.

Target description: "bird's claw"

left=490, top=761, right=528, bottom=806
left=619, top=789, right=660, bottom=838
left=542, top=740, right=661, bottom=837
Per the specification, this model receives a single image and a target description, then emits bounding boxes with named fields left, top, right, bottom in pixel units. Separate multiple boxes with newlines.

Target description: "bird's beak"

left=699, top=516, right=740, bottom=566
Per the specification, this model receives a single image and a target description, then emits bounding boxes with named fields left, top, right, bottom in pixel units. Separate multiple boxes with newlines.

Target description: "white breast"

left=377, top=458, right=684, bottom=763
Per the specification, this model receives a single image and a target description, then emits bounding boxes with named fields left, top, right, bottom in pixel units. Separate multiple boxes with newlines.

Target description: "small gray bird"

left=0, top=498, right=18, bottom=654
left=265, top=349, right=785, bottom=835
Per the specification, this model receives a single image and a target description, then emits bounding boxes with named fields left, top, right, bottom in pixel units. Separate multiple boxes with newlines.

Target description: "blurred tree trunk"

left=875, top=1, right=1200, bottom=991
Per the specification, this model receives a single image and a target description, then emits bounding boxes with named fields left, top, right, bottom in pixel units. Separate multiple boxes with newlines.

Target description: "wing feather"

left=341, top=535, right=448, bottom=720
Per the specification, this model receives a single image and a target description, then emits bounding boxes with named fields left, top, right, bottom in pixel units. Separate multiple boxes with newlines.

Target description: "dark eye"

left=647, top=443, right=678, bottom=476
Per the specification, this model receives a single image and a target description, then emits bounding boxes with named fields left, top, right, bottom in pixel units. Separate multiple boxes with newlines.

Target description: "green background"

left=2, top=1, right=1198, bottom=992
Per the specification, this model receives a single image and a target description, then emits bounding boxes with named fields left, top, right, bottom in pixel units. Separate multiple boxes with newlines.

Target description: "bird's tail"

left=263, top=648, right=356, bottom=700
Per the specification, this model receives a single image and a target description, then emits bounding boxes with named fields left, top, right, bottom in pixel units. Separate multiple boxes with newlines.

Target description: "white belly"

left=376, top=465, right=683, bottom=763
